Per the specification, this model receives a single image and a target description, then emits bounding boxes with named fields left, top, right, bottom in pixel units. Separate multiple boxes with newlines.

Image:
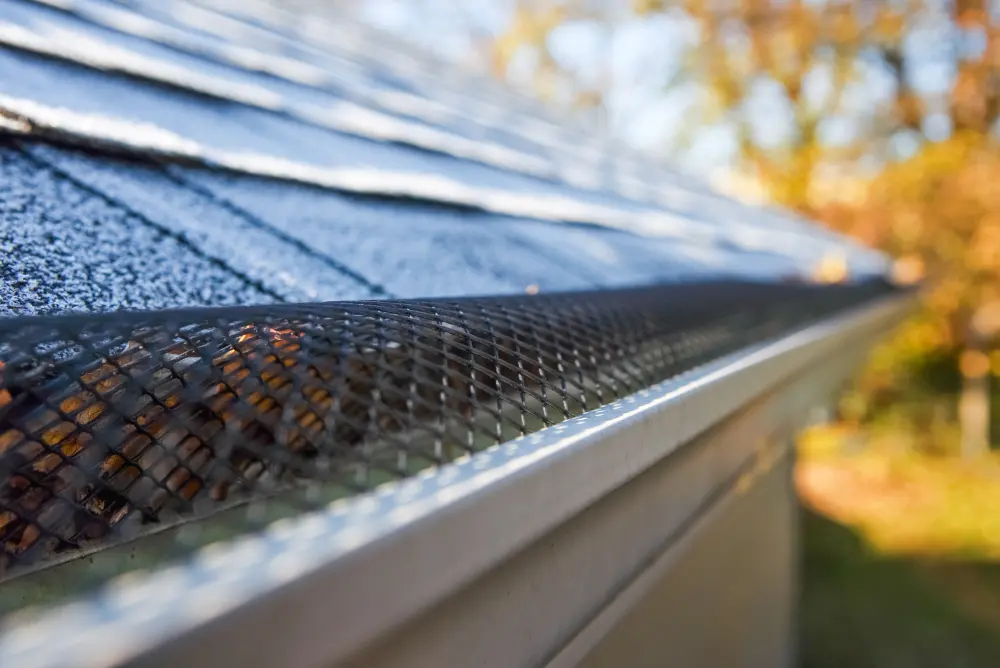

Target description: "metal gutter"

left=0, top=289, right=913, bottom=668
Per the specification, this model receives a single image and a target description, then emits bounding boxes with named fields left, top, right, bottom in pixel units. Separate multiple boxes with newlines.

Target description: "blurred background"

left=319, top=0, right=1000, bottom=664
left=5, top=0, right=997, bottom=661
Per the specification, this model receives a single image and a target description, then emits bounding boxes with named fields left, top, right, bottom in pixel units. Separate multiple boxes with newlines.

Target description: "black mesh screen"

left=0, top=280, right=896, bottom=582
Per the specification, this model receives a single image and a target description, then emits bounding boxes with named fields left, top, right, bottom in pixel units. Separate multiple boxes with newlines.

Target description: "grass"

left=798, top=426, right=1000, bottom=668
left=800, top=511, right=1000, bottom=668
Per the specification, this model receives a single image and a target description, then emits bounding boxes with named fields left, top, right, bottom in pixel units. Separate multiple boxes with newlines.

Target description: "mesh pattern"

left=0, top=281, right=894, bottom=580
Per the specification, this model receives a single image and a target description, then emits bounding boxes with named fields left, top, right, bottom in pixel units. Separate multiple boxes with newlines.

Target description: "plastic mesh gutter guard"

left=0, top=280, right=897, bottom=585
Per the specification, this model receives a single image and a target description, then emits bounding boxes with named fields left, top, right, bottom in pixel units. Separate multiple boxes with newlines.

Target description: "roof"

left=0, top=0, right=890, bottom=318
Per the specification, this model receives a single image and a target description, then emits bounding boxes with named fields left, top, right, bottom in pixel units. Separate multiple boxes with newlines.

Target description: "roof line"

left=0, top=14, right=849, bottom=263
left=10, top=0, right=843, bottom=252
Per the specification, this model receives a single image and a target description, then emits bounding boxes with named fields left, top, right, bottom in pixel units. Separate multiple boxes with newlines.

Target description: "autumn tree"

left=491, top=0, right=1000, bottom=456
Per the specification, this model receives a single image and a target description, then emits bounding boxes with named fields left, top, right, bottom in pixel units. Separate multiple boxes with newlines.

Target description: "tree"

left=490, top=0, right=1000, bottom=456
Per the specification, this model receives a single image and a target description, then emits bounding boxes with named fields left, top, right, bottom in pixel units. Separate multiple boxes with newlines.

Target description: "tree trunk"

left=959, top=346, right=991, bottom=459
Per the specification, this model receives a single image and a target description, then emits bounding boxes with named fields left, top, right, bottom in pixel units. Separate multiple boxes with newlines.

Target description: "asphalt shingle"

left=25, top=143, right=381, bottom=302
left=178, top=167, right=602, bottom=298
left=0, top=144, right=273, bottom=315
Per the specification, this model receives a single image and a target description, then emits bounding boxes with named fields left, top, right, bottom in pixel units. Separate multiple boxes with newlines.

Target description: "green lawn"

left=798, top=432, right=1000, bottom=667
left=801, top=510, right=1000, bottom=668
